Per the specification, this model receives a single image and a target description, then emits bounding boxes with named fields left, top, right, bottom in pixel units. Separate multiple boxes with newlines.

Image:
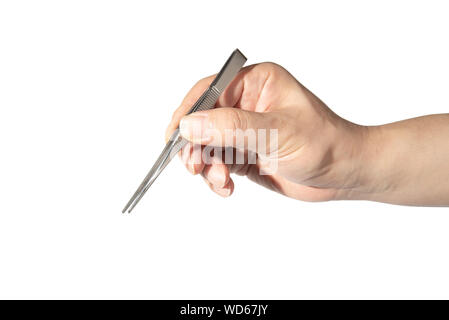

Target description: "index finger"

left=165, top=65, right=253, bottom=142
left=165, top=75, right=215, bottom=142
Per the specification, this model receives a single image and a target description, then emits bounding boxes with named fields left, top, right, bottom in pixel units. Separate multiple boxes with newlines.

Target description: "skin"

left=165, top=63, right=449, bottom=206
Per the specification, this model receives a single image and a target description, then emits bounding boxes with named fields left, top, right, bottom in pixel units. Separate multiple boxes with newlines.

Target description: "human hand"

left=165, top=63, right=366, bottom=201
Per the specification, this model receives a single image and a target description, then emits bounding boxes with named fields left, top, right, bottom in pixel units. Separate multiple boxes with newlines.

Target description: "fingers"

left=203, top=175, right=234, bottom=197
left=198, top=152, right=233, bottom=197
left=165, top=63, right=290, bottom=197
left=179, top=142, right=205, bottom=175
left=165, top=64, right=257, bottom=143
left=179, top=107, right=279, bottom=153
left=180, top=144, right=234, bottom=197
left=201, top=156, right=230, bottom=188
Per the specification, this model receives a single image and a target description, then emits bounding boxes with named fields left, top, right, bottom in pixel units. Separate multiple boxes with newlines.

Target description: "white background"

left=0, top=0, right=448, bottom=299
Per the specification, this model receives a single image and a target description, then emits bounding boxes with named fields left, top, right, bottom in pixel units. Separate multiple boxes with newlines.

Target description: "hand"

left=166, top=63, right=449, bottom=206
left=165, top=63, right=365, bottom=201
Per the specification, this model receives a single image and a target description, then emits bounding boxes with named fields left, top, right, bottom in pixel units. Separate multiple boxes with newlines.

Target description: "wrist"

left=336, top=124, right=400, bottom=201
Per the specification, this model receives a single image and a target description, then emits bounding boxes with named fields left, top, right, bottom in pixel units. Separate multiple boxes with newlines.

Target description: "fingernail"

left=179, top=113, right=211, bottom=143
left=215, top=186, right=231, bottom=197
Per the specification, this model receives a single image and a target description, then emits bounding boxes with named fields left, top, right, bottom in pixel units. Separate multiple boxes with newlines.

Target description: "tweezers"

left=122, top=49, right=247, bottom=213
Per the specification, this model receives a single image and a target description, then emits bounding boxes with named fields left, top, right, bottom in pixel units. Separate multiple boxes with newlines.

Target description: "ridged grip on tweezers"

left=188, top=86, right=220, bottom=114
left=170, top=48, right=247, bottom=154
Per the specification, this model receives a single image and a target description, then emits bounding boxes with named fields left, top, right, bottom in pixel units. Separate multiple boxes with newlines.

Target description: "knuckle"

left=193, top=78, right=205, bottom=88
left=258, top=62, right=286, bottom=79
left=195, top=75, right=214, bottom=88
left=172, top=108, right=183, bottom=121
left=260, top=61, right=281, bottom=72
left=227, top=108, right=247, bottom=130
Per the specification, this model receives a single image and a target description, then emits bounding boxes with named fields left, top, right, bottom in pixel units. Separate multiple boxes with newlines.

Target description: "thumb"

left=179, top=108, right=277, bottom=152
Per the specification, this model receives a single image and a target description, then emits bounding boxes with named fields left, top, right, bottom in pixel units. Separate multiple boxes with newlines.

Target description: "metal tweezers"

left=122, top=49, right=247, bottom=213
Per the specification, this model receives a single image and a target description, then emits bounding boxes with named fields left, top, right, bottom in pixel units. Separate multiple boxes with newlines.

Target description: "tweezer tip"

left=120, top=207, right=133, bottom=214
left=122, top=203, right=132, bottom=214
left=127, top=201, right=138, bottom=213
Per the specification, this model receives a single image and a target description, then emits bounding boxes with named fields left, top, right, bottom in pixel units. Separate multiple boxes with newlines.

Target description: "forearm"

left=348, top=114, right=449, bottom=205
